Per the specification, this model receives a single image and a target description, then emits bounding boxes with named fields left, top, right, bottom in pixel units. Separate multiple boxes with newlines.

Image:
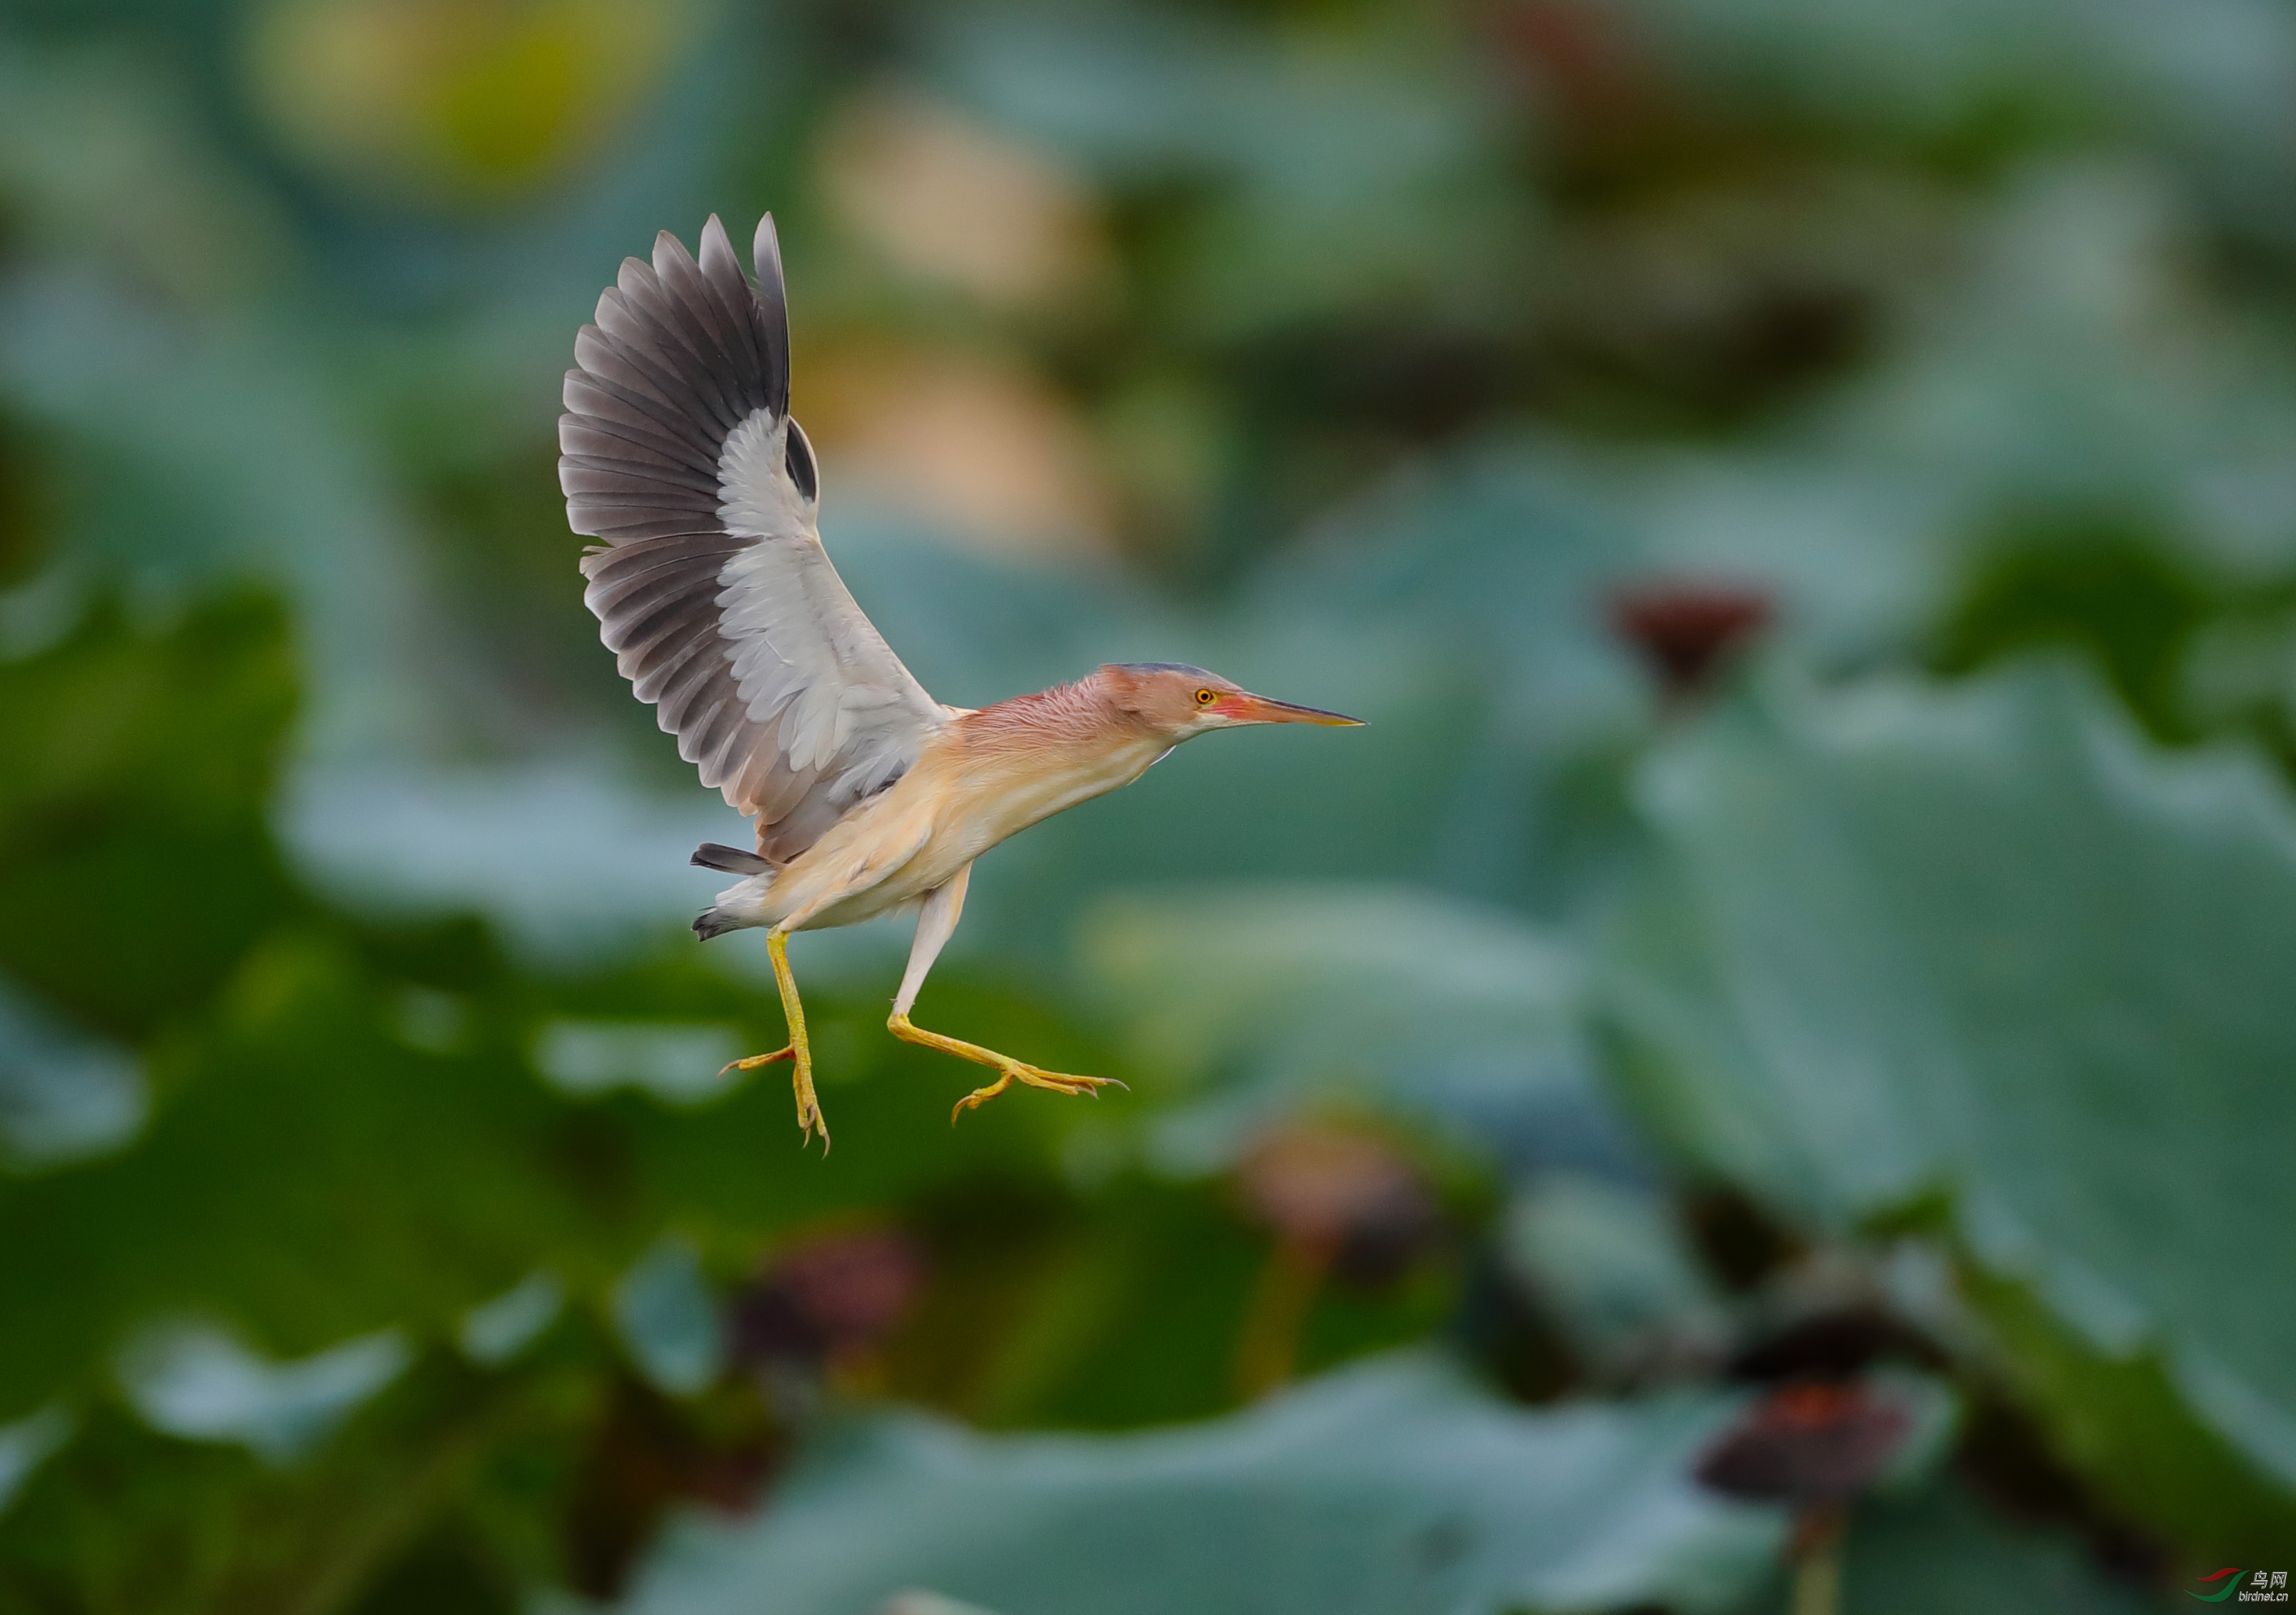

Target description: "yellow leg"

left=886, top=1012, right=1124, bottom=1124
left=721, top=930, right=826, bottom=1150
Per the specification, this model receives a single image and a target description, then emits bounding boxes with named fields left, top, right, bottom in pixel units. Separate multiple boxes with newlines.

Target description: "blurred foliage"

left=7, top=0, right=2296, bottom=1609
left=618, top=1355, right=1785, bottom=1615
left=1600, top=658, right=2296, bottom=1564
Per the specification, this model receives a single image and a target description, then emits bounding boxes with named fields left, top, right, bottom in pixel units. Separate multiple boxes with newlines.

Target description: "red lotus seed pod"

left=728, top=1225, right=927, bottom=1369
left=1694, top=1379, right=1911, bottom=1503
left=1608, top=580, right=1774, bottom=698
left=1234, top=1122, right=1441, bottom=1284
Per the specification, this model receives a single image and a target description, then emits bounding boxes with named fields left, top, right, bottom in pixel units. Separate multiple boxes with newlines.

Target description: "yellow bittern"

left=558, top=214, right=1358, bottom=1149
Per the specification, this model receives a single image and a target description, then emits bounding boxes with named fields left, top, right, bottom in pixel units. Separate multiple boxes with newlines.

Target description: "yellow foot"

left=951, top=1062, right=1126, bottom=1124
left=720, top=1046, right=829, bottom=1152
left=884, top=1012, right=1126, bottom=1127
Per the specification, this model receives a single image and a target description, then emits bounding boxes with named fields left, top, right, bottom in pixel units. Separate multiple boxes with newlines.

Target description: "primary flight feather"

left=561, top=213, right=1358, bottom=1149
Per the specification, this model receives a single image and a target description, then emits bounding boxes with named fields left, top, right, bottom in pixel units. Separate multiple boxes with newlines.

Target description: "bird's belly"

left=764, top=793, right=966, bottom=932
left=764, top=738, right=1157, bottom=932
left=789, top=844, right=961, bottom=931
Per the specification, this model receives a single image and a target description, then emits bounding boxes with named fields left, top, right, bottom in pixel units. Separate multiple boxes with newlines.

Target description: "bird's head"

left=1096, top=663, right=1362, bottom=741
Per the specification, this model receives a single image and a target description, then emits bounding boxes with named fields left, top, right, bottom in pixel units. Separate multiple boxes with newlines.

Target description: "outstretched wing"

left=560, top=214, right=947, bottom=864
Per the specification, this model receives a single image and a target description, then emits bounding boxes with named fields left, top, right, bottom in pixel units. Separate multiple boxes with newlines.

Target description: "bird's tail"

left=691, top=843, right=773, bottom=940
left=692, top=842, right=771, bottom=876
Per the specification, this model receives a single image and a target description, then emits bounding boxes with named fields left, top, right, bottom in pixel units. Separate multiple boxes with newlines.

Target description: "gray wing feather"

left=561, top=213, right=945, bottom=864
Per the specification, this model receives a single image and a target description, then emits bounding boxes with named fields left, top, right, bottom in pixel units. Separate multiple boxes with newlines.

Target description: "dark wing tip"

left=753, top=213, right=783, bottom=295
left=749, top=213, right=790, bottom=418
left=562, top=213, right=795, bottom=544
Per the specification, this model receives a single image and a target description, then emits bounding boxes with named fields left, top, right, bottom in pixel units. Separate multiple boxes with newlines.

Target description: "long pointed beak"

left=1222, top=691, right=1364, bottom=726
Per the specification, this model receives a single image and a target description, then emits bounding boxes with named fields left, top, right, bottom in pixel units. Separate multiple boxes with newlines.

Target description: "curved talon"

left=793, top=1075, right=829, bottom=1152
left=796, top=1095, right=829, bottom=1154
left=886, top=1010, right=1123, bottom=1126
left=723, top=932, right=831, bottom=1152
left=948, top=1062, right=1124, bottom=1124
left=720, top=1047, right=795, bottom=1077
left=717, top=1042, right=828, bottom=1149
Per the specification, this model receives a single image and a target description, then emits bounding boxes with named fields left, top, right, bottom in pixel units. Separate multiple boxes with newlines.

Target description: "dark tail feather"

left=693, top=910, right=737, bottom=940
left=693, top=842, right=771, bottom=876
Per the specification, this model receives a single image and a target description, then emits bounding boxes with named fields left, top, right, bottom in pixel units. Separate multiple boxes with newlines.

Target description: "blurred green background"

left=5, top=0, right=2296, bottom=1610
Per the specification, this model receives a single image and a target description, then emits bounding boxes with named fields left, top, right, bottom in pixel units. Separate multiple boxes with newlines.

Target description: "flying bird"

left=559, top=214, right=1358, bottom=1149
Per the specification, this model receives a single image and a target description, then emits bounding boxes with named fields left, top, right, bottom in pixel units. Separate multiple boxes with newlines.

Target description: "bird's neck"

left=948, top=691, right=1171, bottom=844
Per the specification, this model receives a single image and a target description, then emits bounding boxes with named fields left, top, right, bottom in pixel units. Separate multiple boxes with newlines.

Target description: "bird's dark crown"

left=1111, top=661, right=1210, bottom=675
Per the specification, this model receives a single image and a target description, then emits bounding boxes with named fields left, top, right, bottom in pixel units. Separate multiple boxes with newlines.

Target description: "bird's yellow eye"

left=1194, top=688, right=1217, bottom=707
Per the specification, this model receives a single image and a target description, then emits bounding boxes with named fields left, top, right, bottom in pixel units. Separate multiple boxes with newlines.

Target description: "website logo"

left=2190, top=1568, right=2290, bottom=1603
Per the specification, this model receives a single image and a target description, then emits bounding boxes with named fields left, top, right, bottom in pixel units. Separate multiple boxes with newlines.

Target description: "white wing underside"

left=561, top=215, right=946, bottom=864
left=713, top=411, right=947, bottom=856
